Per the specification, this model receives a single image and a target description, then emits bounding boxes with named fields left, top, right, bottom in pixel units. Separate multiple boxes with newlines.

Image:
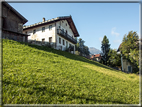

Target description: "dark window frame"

left=66, top=41, right=68, bottom=47
left=63, top=39, right=65, bottom=45
left=33, top=29, right=36, bottom=34
left=42, top=38, right=45, bottom=43
left=49, top=25, right=52, bottom=30
left=59, top=37, right=61, bottom=44
left=49, top=37, right=52, bottom=43
left=42, top=27, right=45, bottom=32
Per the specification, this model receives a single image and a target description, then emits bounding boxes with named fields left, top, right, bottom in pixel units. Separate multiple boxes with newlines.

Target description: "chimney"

left=43, top=17, right=45, bottom=22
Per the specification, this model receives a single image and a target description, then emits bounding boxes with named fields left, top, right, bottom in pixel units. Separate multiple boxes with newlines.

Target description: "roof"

left=90, top=54, right=96, bottom=59
left=23, top=16, right=80, bottom=37
left=2, top=1, right=28, bottom=24
left=94, top=54, right=101, bottom=58
left=117, top=44, right=122, bottom=52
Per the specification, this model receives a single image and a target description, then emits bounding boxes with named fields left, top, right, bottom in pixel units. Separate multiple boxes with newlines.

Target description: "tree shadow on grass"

left=4, top=80, right=128, bottom=104
left=19, top=42, right=120, bottom=72
left=32, top=86, right=127, bottom=104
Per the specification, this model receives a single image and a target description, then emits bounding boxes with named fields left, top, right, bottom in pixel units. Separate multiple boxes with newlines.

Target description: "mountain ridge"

left=89, top=47, right=101, bottom=55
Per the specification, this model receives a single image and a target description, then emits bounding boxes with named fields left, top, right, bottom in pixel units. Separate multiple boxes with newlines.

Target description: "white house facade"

left=23, top=16, right=79, bottom=54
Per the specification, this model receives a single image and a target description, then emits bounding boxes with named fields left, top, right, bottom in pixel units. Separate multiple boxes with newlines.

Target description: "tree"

left=75, top=42, right=79, bottom=51
left=83, top=46, right=90, bottom=56
left=101, top=35, right=110, bottom=65
left=120, top=31, right=139, bottom=73
left=78, top=38, right=85, bottom=55
left=75, top=38, right=90, bottom=56
left=108, top=49, right=121, bottom=67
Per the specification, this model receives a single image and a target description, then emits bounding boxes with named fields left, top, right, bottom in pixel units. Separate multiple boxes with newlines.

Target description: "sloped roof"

left=117, top=44, right=122, bottom=52
left=23, top=16, right=79, bottom=37
left=2, top=1, right=28, bottom=24
left=90, top=55, right=95, bottom=59
left=94, top=54, right=101, bottom=58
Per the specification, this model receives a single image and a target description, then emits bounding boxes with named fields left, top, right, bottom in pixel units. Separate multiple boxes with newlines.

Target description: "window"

left=25, top=31, right=27, bottom=34
left=62, top=29, right=64, bottom=33
left=65, top=30, right=67, bottom=36
left=128, top=66, right=132, bottom=73
left=72, top=46, right=74, bottom=49
left=49, top=25, right=52, bottom=30
left=66, top=23, right=67, bottom=26
left=66, top=30, right=67, bottom=34
left=66, top=41, right=68, bottom=47
left=59, top=26, right=60, bottom=28
left=126, top=60, right=128, bottom=65
left=33, top=29, right=36, bottom=34
left=62, top=21, right=64, bottom=23
left=42, top=27, right=45, bottom=32
left=59, top=37, right=61, bottom=44
left=49, top=37, right=52, bottom=43
left=63, top=39, right=65, bottom=45
left=42, top=38, right=45, bottom=43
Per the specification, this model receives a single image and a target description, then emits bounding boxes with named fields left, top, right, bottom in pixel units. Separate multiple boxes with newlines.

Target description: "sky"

left=8, top=1, right=140, bottom=51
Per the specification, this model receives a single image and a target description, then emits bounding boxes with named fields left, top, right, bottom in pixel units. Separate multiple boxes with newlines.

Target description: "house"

left=90, top=54, right=95, bottom=60
left=2, top=1, right=29, bottom=42
left=117, top=44, right=133, bottom=73
left=94, top=54, right=102, bottom=62
left=90, top=54, right=101, bottom=62
left=23, top=16, right=80, bottom=54
left=117, top=38, right=141, bottom=73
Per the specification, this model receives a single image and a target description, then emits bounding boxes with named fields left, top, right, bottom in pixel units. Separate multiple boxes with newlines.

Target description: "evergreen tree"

left=101, top=35, right=110, bottom=65
left=78, top=38, right=85, bottom=55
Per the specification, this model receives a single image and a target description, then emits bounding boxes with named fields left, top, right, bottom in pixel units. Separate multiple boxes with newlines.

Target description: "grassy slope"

left=3, top=39, right=139, bottom=104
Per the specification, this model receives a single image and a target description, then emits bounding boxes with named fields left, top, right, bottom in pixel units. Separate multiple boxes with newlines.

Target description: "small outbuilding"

left=2, top=1, right=29, bottom=42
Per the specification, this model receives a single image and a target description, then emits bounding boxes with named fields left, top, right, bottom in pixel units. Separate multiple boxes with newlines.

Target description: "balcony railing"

left=57, top=29, right=77, bottom=44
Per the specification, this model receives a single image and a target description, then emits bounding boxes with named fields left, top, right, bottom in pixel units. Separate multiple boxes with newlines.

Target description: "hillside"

left=89, top=47, right=101, bottom=55
left=3, top=39, right=139, bottom=104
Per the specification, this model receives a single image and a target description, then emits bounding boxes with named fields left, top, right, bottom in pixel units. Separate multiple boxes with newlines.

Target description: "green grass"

left=3, top=39, right=139, bottom=104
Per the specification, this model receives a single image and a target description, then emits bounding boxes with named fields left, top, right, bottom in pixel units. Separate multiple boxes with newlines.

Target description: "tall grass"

left=3, top=39, right=139, bottom=104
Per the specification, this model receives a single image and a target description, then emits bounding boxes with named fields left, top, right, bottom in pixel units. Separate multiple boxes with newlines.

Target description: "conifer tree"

left=101, top=35, right=110, bottom=65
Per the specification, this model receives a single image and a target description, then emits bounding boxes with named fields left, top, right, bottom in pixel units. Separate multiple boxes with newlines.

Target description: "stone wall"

left=2, top=30, right=27, bottom=42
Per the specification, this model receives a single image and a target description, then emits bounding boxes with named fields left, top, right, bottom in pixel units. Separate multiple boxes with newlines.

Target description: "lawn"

left=3, top=39, right=139, bottom=104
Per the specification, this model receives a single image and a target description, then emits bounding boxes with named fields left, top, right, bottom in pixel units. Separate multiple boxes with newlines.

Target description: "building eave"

left=23, top=16, right=80, bottom=37
left=2, top=28, right=30, bottom=36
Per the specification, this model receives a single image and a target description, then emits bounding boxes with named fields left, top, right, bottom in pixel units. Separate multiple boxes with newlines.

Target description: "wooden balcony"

left=57, top=29, right=77, bottom=44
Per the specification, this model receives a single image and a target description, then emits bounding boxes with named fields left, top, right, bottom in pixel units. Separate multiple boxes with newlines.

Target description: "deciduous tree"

left=108, top=49, right=121, bottom=67
left=120, top=31, right=139, bottom=73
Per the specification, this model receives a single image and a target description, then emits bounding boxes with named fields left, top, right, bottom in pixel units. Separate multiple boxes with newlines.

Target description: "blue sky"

left=8, top=2, right=139, bottom=51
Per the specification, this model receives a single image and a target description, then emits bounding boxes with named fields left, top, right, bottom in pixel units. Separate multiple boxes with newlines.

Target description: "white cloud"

left=99, top=37, right=103, bottom=42
left=111, top=27, right=120, bottom=37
